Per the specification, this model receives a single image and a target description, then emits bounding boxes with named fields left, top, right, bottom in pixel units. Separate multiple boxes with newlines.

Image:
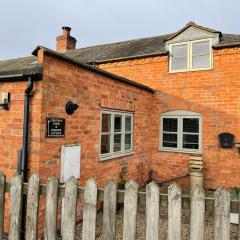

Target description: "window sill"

left=159, top=148, right=202, bottom=155
left=100, top=151, right=134, bottom=161
left=169, top=67, right=213, bottom=74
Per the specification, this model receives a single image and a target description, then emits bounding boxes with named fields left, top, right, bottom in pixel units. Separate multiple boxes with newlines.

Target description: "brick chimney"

left=56, top=26, right=77, bottom=52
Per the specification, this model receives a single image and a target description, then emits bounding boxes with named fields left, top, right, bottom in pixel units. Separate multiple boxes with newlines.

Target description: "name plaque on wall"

left=46, top=118, right=65, bottom=138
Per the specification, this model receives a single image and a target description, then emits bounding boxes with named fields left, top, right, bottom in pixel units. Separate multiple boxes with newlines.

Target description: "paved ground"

left=72, top=207, right=238, bottom=240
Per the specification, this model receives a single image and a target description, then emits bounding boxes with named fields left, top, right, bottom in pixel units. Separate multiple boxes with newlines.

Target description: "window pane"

left=192, top=41, right=209, bottom=55
left=114, top=115, right=122, bottom=132
left=163, top=118, right=178, bottom=132
left=183, top=118, right=199, bottom=133
left=172, top=44, right=187, bottom=57
left=162, top=133, right=177, bottom=148
left=125, top=133, right=132, bottom=150
left=114, top=134, right=122, bottom=152
left=182, top=134, right=199, bottom=149
left=192, top=55, right=209, bottom=69
left=102, top=114, right=111, bottom=133
left=101, top=135, right=111, bottom=154
left=171, top=57, right=187, bottom=71
left=125, top=116, right=132, bottom=132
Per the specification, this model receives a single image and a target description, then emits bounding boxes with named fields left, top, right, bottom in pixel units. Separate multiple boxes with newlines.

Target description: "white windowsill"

left=159, top=148, right=202, bottom=155
left=99, top=151, right=134, bottom=161
left=169, top=67, right=213, bottom=74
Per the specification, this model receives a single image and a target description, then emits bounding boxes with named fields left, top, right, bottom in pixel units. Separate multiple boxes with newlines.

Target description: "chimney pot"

left=62, top=26, right=71, bottom=36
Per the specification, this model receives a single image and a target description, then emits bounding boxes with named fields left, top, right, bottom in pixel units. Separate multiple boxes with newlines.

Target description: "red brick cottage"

left=0, top=22, right=240, bottom=190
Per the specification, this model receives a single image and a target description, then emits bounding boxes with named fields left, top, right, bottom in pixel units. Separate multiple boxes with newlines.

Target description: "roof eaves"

left=32, top=46, right=155, bottom=93
left=213, top=42, right=240, bottom=49
left=0, top=65, right=43, bottom=82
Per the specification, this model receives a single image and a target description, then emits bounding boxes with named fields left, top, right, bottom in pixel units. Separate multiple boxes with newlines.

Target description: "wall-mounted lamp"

left=235, top=143, right=240, bottom=154
left=0, top=93, right=10, bottom=110
left=65, top=101, right=78, bottom=115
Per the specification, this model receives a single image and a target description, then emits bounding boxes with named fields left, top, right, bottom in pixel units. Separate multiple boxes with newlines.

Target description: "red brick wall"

left=99, top=47, right=240, bottom=189
left=0, top=80, right=42, bottom=180
left=38, top=53, right=153, bottom=188
left=0, top=80, right=42, bottom=232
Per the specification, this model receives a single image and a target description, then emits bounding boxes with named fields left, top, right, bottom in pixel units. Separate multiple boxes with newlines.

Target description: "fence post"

left=190, top=185, right=205, bottom=240
left=62, top=177, right=78, bottom=240
left=146, top=181, right=160, bottom=240
left=25, top=174, right=40, bottom=240
left=214, top=188, right=230, bottom=240
left=102, top=180, right=117, bottom=240
left=123, top=180, right=138, bottom=240
left=44, top=177, right=58, bottom=240
left=82, top=178, right=97, bottom=240
left=0, top=173, right=5, bottom=240
left=168, top=183, right=182, bottom=240
left=8, top=175, right=23, bottom=240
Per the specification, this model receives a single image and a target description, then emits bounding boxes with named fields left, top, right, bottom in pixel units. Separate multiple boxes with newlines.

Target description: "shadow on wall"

left=150, top=89, right=240, bottom=189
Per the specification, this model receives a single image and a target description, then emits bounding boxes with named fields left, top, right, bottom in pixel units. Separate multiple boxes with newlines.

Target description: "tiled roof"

left=64, top=33, right=240, bottom=63
left=0, top=56, right=41, bottom=76
left=1, top=25, right=240, bottom=77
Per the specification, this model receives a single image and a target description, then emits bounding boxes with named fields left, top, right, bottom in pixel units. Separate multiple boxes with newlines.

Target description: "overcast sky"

left=0, top=0, right=239, bottom=60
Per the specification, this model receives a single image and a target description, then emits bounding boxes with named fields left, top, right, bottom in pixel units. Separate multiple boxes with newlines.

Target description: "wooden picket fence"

left=0, top=173, right=239, bottom=240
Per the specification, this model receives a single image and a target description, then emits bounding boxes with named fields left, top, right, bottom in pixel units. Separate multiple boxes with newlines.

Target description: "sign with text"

left=46, top=118, right=65, bottom=138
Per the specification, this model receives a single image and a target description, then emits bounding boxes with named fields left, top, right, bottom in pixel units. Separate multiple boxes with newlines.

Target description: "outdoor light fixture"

left=0, top=92, right=10, bottom=110
left=65, top=101, right=78, bottom=115
left=235, top=143, right=240, bottom=154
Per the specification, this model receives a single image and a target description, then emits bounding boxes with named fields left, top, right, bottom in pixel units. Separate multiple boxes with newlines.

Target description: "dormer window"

left=169, top=39, right=212, bottom=72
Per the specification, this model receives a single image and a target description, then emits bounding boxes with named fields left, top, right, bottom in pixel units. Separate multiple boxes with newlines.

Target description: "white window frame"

left=100, top=109, right=133, bottom=161
left=169, top=38, right=213, bottom=73
left=159, top=110, right=202, bottom=154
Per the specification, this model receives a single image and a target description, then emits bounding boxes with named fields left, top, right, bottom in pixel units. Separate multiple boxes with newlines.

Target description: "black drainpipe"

left=20, top=76, right=33, bottom=239
left=20, top=76, right=33, bottom=179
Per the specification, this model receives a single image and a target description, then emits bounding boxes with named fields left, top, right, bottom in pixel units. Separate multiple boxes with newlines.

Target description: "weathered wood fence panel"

left=45, top=177, right=59, bottom=240
left=123, top=180, right=138, bottom=240
left=214, top=188, right=230, bottom=240
left=25, top=174, right=40, bottom=240
left=146, top=181, right=160, bottom=240
left=0, top=173, right=237, bottom=239
left=190, top=185, right=205, bottom=240
left=62, top=177, right=78, bottom=240
left=8, top=175, right=23, bottom=240
left=82, top=178, right=97, bottom=240
left=102, top=180, right=117, bottom=240
left=168, top=183, right=182, bottom=240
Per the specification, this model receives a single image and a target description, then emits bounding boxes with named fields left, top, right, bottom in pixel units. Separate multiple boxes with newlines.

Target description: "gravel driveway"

left=70, top=207, right=238, bottom=240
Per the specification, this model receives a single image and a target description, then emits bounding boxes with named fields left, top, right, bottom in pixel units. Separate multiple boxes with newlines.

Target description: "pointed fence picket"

left=62, top=177, right=78, bottom=240
left=168, top=183, right=182, bottom=240
left=82, top=178, right=97, bottom=240
left=0, top=173, right=238, bottom=239
left=8, top=175, right=23, bottom=240
left=45, top=176, right=58, bottom=240
left=102, top=180, right=117, bottom=240
left=25, top=174, right=40, bottom=240
left=145, top=181, right=160, bottom=240
left=123, top=180, right=138, bottom=240
left=190, top=185, right=205, bottom=240
left=214, top=188, right=230, bottom=240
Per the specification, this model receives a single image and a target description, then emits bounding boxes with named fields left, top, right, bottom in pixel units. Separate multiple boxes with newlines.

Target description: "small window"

left=171, top=44, right=188, bottom=71
left=170, top=39, right=212, bottom=72
left=100, top=110, right=133, bottom=160
left=192, top=40, right=210, bottom=69
left=160, top=111, right=202, bottom=153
